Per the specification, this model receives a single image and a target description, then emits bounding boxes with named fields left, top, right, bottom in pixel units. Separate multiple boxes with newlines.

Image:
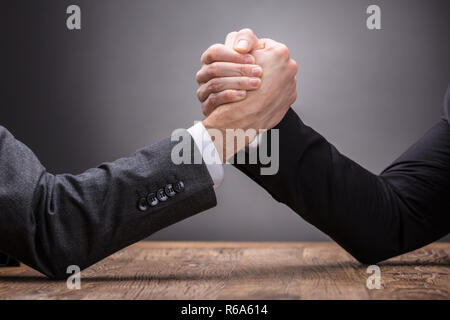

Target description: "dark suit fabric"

left=0, top=128, right=216, bottom=279
left=234, top=85, right=450, bottom=264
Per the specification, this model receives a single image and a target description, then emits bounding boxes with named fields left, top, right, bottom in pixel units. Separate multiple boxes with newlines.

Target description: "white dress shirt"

left=187, top=122, right=224, bottom=189
left=187, top=122, right=263, bottom=190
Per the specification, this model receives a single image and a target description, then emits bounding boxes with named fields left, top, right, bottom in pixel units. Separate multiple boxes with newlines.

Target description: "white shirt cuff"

left=187, top=122, right=224, bottom=190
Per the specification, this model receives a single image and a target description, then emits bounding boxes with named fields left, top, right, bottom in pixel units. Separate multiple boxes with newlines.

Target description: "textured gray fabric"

left=445, top=85, right=450, bottom=125
left=0, top=126, right=216, bottom=279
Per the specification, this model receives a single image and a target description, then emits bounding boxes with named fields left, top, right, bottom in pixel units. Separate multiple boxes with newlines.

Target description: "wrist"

left=202, top=116, right=258, bottom=163
left=202, top=117, right=227, bottom=163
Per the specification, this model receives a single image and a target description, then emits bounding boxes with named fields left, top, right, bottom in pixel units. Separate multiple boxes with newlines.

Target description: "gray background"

left=2, top=0, right=449, bottom=241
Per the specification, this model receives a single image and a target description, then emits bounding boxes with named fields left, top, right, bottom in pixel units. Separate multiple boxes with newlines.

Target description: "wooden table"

left=0, top=242, right=448, bottom=300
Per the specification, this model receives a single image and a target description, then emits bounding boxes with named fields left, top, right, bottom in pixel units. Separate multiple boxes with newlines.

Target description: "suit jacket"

left=234, top=85, right=450, bottom=264
left=0, top=127, right=216, bottom=279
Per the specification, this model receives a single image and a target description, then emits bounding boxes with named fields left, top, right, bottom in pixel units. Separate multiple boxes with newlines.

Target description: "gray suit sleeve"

left=0, top=126, right=217, bottom=279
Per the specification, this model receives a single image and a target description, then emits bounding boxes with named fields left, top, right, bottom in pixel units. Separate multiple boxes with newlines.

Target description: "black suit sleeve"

left=234, top=106, right=450, bottom=264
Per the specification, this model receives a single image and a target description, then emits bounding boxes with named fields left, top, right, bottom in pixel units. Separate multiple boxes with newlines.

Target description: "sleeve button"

left=156, top=188, right=168, bottom=202
left=147, top=193, right=159, bottom=207
left=165, top=184, right=176, bottom=197
left=137, top=197, right=148, bottom=211
left=174, top=181, right=185, bottom=193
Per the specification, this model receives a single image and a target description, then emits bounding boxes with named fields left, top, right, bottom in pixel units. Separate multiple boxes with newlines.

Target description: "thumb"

left=233, top=28, right=263, bottom=53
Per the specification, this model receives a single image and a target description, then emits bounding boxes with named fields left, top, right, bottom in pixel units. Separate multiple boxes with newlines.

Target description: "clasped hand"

left=197, top=29, right=298, bottom=162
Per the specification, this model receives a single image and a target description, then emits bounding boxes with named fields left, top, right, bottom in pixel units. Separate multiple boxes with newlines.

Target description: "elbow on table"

left=27, top=244, right=85, bottom=280
left=347, top=244, right=400, bottom=266
left=352, top=253, right=384, bottom=266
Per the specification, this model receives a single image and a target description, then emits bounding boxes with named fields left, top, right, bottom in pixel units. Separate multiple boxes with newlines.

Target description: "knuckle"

left=205, top=51, right=215, bottom=63
left=239, top=28, right=254, bottom=36
left=210, top=43, right=222, bottom=51
left=205, top=43, right=222, bottom=62
left=207, top=93, right=217, bottom=107
left=195, top=71, right=202, bottom=83
left=275, top=44, right=290, bottom=59
left=208, top=79, right=220, bottom=92
left=196, top=87, right=204, bottom=101
left=206, top=64, right=217, bottom=78
left=201, top=102, right=208, bottom=116
left=289, top=59, right=298, bottom=75
left=225, top=90, right=235, bottom=100
left=201, top=52, right=209, bottom=64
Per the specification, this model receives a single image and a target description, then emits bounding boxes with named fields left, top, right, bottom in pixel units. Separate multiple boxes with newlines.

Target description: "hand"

left=198, top=29, right=298, bottom=162
left=196, top=44, right=263, bottom=115
left=196, top=29, right=266, bottom=115
left=203, top=36, right=297, bottom=129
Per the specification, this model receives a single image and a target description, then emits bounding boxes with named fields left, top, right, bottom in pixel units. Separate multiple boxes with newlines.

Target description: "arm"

left=0, top=126, right=216, bottom=279
left=234, top=107, right=450, bottom=264
left=197, top=29, right=450, bottom=263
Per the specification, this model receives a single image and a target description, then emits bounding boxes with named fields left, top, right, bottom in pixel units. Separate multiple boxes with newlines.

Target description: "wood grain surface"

left=0, top=242, right=448, bottom=300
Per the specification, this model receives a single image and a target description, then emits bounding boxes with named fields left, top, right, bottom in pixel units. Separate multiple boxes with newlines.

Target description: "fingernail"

left=236, top=40, right=249, bottom=51
left=244, top=55, right=254, bottom=64
left=250, top=78, right=260, bottom=87
left=252, top=67, right=262, bottom=76
left=237, top=90, right=246, bottom=97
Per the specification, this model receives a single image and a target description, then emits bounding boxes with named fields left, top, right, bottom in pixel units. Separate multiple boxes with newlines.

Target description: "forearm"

left=0, top=126, right=216, bottom=279
left=234, top=108, right=450, bottom=263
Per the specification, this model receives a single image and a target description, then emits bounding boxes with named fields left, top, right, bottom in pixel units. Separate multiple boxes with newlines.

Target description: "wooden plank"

left=0, top=242, right=448, bottom=300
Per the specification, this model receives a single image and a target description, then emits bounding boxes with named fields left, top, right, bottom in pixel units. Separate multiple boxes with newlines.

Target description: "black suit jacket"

left=234, top=85, right=450, bottom=264
left=0, top=129, right=216, bottom=279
